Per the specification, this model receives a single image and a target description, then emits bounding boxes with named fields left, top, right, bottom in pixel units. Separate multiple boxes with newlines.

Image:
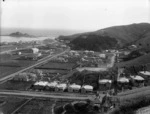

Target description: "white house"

left=68, top=83, right=81, bottom=92
left=81, top=85, right=93, bottom=93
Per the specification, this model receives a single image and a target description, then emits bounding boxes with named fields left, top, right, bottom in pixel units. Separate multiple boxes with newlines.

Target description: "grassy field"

left=0, top=53, right=19, bottom=62
left=14, top=98, right=75, bottom=114
left=36, top=62, right=77, bottom=70
left=0, top=96, right=28, bottom=114
left=0, top=43, right=35, bottom=52
left=0, top=60, right=36, bottom=78
left=0, top=66, right=21, bottom=78
left=0, top=80, right=34, bottom=90
left=15, top=99, right=55, bottom=114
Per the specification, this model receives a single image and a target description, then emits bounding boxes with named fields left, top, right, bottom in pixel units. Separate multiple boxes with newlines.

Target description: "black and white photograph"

left=0, top=0, right=150, bottom=114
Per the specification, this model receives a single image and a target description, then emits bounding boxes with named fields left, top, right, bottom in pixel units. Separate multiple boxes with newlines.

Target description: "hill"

left=58, top=23, right=150, bottom=51
left=9, top=32, right=35, bottom=37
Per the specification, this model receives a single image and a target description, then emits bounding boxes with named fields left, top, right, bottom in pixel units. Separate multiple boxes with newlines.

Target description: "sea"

left=0, top=36, right=53, bottom=43
left=0, top=28, right=87, bottom=43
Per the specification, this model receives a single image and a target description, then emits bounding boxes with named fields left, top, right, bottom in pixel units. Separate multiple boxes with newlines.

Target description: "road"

left=0, top=90, right=94, bottom=100
left=0, top=49, right=69, bottom=83
left=107, top=53, right=116, bottom=68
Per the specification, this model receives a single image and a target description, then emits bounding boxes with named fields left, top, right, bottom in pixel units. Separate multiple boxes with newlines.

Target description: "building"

left=130, top=75, right=145, bottom=87
left=99, top=54, right=106, bottom=58
left=32, top=48, right=39, bottom=54
left=55, top=83, right=67, bottom=92
left=99, top=79, right=112, bottom=91
left=138, top=71, right=150, bottom=86
left=117, top=77, right=129, bottom=91
left=46, top=81, right=58, bottom=91
left=68, top=84, right=81, bottom=93
left=33, top=81, right=48, bottom=90
left=81, top=85, right=93, bottom=93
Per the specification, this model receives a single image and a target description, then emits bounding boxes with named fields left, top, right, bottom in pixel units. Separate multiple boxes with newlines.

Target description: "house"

left=81, top=85, right=93, bottom=93
left=130, top=75, right=145, bottom=87
left=99, top=79, right=112, bottom=91
left=33, top=81, right=48, bottom=90
left=138, top=71, right=150, bottom=85
left=117, top=77, right=129, bottom=91
left=46, top=81, right=58, bottom=91
left=99, top=54, right=106, bottom=58
left=68, top=83, right=81, bottom=93
left=32, top=48, right=39, bottom=54
left=55, top=83, right=67, bottom=92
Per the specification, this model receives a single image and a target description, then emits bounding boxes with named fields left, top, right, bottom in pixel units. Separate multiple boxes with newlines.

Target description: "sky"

left=1, top=0, right=150, bottom=31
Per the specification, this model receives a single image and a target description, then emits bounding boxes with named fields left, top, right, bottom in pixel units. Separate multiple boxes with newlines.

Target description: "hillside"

left=116, top=53, right=150, bottom=70
left=58, top=23, right=150, bottom=51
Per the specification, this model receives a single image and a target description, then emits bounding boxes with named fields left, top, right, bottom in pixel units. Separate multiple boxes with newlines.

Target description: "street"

left=0, top=89, right=94, bottom=100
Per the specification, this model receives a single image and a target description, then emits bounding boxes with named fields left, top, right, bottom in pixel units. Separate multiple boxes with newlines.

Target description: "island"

left=9, top=32, right=35, bottom=37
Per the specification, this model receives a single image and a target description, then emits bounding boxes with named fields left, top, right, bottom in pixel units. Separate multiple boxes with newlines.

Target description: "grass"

left=15, top=99, right=55, bottom=114
left=0, top=96, right=28, bottom=114
left=0, top=53, right=19, bottom=62
left=0, top=60, right=36, bottom=78
left=15, top=98, right=79, bottom=114
left=0, top=66, right=21, bottom=78
left=116, top=53, right=150, bottom=70
left=112, top=96, right=150, bottom=114
left=36, top=62, right=78, bottom=70
left=0, top=80, right=34, bottom=90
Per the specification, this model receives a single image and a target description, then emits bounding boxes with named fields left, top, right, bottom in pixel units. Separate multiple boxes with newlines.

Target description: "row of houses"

left=31, top=81, right=93, bottom=93
left=98, top=70, right=150, bottom=93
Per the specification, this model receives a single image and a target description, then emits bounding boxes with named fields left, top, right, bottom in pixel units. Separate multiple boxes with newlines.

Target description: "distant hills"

left=58, top=23, right=150, bottom=51
left=9, top=32, right=35, bottom=37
